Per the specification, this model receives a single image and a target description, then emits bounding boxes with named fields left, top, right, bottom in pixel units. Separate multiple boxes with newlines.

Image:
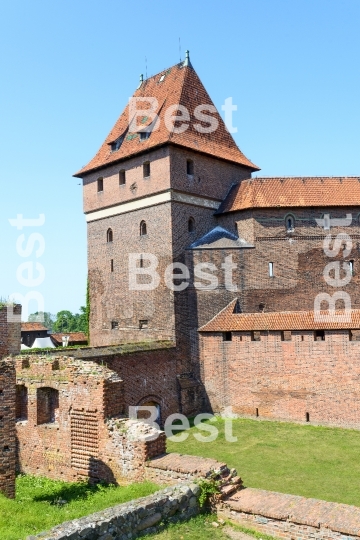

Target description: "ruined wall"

left=200, top=330, right=360, bottom=428
left=0, top=304, right=21, bottom=358
left=15, top=355, right=169, bottom=483
left=0, top=359, right=16, bottom=498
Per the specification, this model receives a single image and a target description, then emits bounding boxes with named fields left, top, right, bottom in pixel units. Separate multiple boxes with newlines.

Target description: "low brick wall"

left=145, top=452, right=230, bottom=483
left=27, top=483, right=201, bottom=540
left=0, top=358, right=16, bottom=498
left=218, top=488, right=360, bottom=540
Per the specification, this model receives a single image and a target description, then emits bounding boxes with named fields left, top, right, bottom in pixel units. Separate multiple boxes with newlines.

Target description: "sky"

left=0, top=0, right=359, bottom=320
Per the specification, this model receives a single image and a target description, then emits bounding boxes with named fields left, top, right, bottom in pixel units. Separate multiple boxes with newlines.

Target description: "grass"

left=167, top=417, right=360, bottom=506
left=147, top=514, right=277, bottom=540
left=0, top=475, right=160, bottom=540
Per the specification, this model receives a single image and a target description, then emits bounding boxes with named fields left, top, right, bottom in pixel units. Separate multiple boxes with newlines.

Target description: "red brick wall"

left=0, top=305, right=21, bottom=359
left=14, top=354, right=169, bottom=483
left=200, top=330, right=360, bottom=428
left=0, top=359, right=16, bottom=498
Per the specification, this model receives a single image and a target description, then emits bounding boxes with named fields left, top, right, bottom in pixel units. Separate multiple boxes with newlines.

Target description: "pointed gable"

left=74, top=57, right=259, bottom=177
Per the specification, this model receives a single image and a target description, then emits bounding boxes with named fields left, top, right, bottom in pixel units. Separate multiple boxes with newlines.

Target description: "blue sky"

left=0, top=0, right=359, bottom=319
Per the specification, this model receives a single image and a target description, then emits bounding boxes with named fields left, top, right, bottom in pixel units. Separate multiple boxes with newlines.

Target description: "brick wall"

left=0, top=304, right=21, bottom=358
left=0, top=358, right=16, bottom=498
left=200, top=329, right=360, bottom=428
left=14, top=354, right=170, bottom=483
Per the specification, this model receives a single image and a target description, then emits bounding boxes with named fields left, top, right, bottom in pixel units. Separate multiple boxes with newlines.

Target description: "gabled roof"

left=21, top=322, right=48, bottom=332
left=218, top=177, right=360, bottom=213
left=50, top=332, right=88, bottom=345
left=74, top=55, right=259, bottom=177
left=188, top=226, right=254, bottom=249
left=200, top=299, right=360, bottom=331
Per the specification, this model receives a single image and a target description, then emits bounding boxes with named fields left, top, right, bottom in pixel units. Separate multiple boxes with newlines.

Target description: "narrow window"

left=143, top=161, right=150, bottom=178
left=252, top=331, right=261, bottom=341
left=111, top=321, right=119, bottom=329
left=139, top=254, right=144, bottom=268
left=186, top=159, right=194, bottom=176
left=16, top=385, right=28, bottom=421
left=188, top=217, right=195, bottom=232
left=37, top=387, right=59, bottom=424
left=269, top=262, right=274, bottom=277
left=223, top=332, right=232, bottom=341
left=281, top=331, right=292, bottom=341
left=305, top=412, right=310, bottom=422
left=255, top=408, right=259, bottom=417
left=97, top=177, right=104, bottom=192
left=119, top=170, right=126, bottom=185
left=349, top=260, right=354, bottom=276
left=285, top=215, right=295, bottom=231
left=140, top=220, right=147, bottom=236
left=139, top=319, right=148, bottom=329
left=107, top=228, right=113, bottom=243
left=110, top=259, right=114, bottom=272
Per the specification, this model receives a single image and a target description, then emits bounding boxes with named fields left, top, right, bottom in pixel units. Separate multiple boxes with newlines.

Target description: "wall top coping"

left=225, top=487, right=360, bottom=536
left=147, top=452, right=228, bottom=477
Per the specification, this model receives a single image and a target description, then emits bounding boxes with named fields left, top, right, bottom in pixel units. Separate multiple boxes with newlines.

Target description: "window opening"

left=37, top=387, right=59, bottom=424
left=111, top=321, right=119, bottom=330
left=186, top=159, right=194, bottom=176
left=119, top=170, right=126, bottom=185
left=16, top=385, right=28, bottom=421
left=315, top=330, right=325, bottom=341
left=111, top=259, right=114, bottom=272
left=107, top=228, right=113, bottom=243
left=223, top=332, right=232, bottom=341
left=97, top=178, right=103, bottom=192
left=140, top=131, right=150, bottom=141
left=269, top=262, right=274, bottom=277
left=139, top=320, right=148, bottom=329
left=140, top=221, right=147, bottom=236
left=143, top=162, right=150, bottom=178
left=188, top=217, right=195, bottom=232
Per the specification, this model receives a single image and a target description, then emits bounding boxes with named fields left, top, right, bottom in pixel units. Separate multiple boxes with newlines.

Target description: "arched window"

left=285, top=214, right=295, bottom=231
left=188, top=217, right=195, bottom=232
left=107, top=228, right=113, bottom=242
left=37, top=387, right=59, bottom=424
left=140, top=221, right=147, bottom=236
left=186, top=159, right=194, bottom=176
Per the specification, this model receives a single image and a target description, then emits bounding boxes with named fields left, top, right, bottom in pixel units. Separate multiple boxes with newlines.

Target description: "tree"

left=28, top=312, right=55, bottom=330
left=52, top=311, right=76, bottom=333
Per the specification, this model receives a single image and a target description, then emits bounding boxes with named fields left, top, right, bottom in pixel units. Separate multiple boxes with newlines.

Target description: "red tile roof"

left=50, top=332, right=88, bottom=345
left=218, top=177, right=360, bottom=213
left=74, top=61, right=259, bottom=177
left=21, top=322, right=48, bottom=332
left=199, top=299, right=360, bottom=331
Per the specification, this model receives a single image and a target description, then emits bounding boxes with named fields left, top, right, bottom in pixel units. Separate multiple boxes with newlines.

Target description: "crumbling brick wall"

left=14, top=355, right=167, bottom=483
left=0, top=304, right=21, bottom=358
left=0, top=359, right=16, bottom=498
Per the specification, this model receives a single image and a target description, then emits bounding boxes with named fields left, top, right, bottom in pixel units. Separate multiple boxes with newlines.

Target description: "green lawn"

left=148, top=514, right=276, bottom=540
left=0, top=475, right=159, bottom=540
left=167, top=417, right=360, bottom=506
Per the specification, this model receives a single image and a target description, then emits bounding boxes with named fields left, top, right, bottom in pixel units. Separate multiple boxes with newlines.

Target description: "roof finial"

left=137, top=74, right=144, bottom=89
left=183, top=50, right=193, bottom=68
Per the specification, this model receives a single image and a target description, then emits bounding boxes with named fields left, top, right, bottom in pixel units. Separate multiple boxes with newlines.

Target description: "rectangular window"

left=349, top=260, right=354, bottom=275
left=222, top=331, right=232, bottom=341
left=143, top=162, right=150, bottom=178
left=119, top=170, right=126, bottom=185
left=251, top=331, right=261, bottom=342
left=139, top=320, right=148, bottom=329
left=268, top=262, right=274, bottom=277
left=110, top=259, right=114, bottom=272
left=140, top=131, right=150, bottom=141
left=111, top=321, right=119, bottom=330
left=97, top=177, right=104, bottom=192
left=314, top=330, right=325, bottom=341
left=281, top=330, right=292, bottom=341
left=186, top=159, right=194, bottom=176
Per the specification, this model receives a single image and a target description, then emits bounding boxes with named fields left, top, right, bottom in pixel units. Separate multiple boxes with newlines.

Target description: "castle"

left=1, top=51, right=360, bottom=496
left=74, top=52, right=360, bottom=428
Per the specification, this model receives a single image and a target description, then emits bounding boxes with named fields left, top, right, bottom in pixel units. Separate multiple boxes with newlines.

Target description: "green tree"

left=52, top=310, right=76, bottom=333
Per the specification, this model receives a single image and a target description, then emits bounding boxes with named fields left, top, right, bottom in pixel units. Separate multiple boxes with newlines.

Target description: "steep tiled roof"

left=200, top=299, right=360, bottom=331
left=50, top=332, right=88, bottom=345
left=74, top=58, right=259, bottom=177
left=21, top=322, right=48, bottom=332
left=218, top=177, right=360, bottom=213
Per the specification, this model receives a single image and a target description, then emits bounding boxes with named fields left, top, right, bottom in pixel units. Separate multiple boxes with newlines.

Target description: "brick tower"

left=74, top=52, right=258, bottom=360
